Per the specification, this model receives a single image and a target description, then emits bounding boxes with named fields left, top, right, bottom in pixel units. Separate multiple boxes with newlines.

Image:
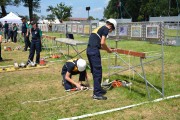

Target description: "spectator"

left=27, top=22, right=42, bottom=64
left=8, top=24, right=13, bottom=42
left=12, top=23, right=18, bottom=43
left=0, top=30, right=3, bottom=61
left=21, top=17, right=31, bottom=51
left=3, top=21, right=9, bottom=42
left=0, top=22, right=3, bottom=31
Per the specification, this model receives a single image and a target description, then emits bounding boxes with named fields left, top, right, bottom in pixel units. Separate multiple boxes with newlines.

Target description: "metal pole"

left=140, top=58, right=151, bottom=100
left=88, top=10, right=90, bottom=35
left=115, top=39, right=118, bottom=66
left=161, top=22, right=165, bottom=97
left=177, top=14, right=180, bottom=41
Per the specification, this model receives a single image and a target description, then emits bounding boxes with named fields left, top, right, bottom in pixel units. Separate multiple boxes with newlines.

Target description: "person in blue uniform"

left=0, top=30, right=3, bottom=61
left=8, top=24, right=13, bottom=42
left=12, top=23, right=18, bottom=43
left=3, top=21, right=9, bottom=42
left=21, top=17, right=31, bottom=51
left=27, top=22, right=42, bottom=64
left=61, top=58, right=88, bottom=90
left=86, top=19, right=117, bottom=100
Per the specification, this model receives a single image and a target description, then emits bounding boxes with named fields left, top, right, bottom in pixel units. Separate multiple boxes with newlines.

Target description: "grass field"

left=0, top=33, right=179, bottom=120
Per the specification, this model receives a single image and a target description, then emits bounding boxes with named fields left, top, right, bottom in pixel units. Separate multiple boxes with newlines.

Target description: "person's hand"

left=107, top=48, right=117, bottom=53
left=111, top=48, right=117, bottom=52
left=107, top=48, right=113, bottom=53
left=75, top=83, right=83, bottom=90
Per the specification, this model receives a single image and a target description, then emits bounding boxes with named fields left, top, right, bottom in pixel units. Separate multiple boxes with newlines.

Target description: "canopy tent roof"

left=0, top=12, right=22, bottom=24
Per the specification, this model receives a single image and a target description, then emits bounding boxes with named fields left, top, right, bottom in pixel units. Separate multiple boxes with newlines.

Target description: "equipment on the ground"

left=65, top=87, right=92, bottom=92
left=101, top=79, right=132, bottom=90
left=4, top=46, right=12, bottom=51
left=14, top=61, right=19, bottom=69
left=19, top=62, right=26, bottom=68
left=51, top=54, right=60, bottom=58
left=15, top=46, right=22, bottom=50
left=39, top=58, right=46, bottom=66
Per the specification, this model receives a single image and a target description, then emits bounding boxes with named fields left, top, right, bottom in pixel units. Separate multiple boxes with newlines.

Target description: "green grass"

left=0, top=33, right=179, bottom=120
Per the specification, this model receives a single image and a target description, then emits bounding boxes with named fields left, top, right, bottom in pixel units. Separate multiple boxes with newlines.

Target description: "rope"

left=21, top=88, right=91, bottom=104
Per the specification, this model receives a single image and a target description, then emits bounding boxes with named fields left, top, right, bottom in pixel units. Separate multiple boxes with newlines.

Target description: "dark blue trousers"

left=62, top=71, right=86, bottom=90
left=28, top=40, right=41, bottom=63
left=87, top=47, right=103, bottom=96
left=23, top=33, right=31, bottom=51
left=0, top=44, right=2, bottom=60
left=4, top=30, right=8, bottom=41
left=13, top=32, right=17, bottom=43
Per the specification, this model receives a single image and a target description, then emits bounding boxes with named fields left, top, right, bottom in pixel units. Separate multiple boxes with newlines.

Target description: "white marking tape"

left=58, top=94, right=180, bottom=120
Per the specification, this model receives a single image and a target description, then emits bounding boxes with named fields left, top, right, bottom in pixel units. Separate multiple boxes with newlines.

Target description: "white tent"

left=0, top=12, right=22, bottom=24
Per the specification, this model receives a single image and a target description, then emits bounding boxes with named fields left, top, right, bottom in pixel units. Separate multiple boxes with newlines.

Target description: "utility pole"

left=86, top=6, right=90, bottom=35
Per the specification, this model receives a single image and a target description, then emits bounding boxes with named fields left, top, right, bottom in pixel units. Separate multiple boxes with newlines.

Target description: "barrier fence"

left=14, top=21, right=179, bottom=46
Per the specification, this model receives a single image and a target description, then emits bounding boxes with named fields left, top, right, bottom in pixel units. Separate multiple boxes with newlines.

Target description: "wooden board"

left=0, top=65, right=48, bottom=73
left=115, top=49, right=146, bottom=58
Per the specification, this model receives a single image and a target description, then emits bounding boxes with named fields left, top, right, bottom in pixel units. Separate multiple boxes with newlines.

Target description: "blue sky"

left=6, top=0, right=110, bottom=19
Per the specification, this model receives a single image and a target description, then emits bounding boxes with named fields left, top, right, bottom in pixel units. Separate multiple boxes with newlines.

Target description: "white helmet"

left=106, top=18, right=117, bottom=30
left=77, top=59, right=87, bottom=72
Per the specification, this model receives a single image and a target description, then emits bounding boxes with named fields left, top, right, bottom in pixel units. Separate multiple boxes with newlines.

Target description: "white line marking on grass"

left=58, top=94, right=180, bottom=120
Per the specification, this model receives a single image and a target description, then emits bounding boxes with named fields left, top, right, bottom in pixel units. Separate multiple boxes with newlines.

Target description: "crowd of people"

left=0, top=21, right=18, bottom=43
left=1, top=17, right=117, bottom=101
left=0, top=17, right=42, bottom=65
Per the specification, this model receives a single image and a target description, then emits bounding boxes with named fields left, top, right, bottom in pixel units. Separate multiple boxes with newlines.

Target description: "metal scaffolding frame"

left=107, top=22, right=165, bottom=100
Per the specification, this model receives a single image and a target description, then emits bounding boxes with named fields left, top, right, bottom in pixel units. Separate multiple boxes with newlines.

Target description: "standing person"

left=21, top=17, right=31, bottom=51
left=8, top=24, right=13, bottom=42
left=3, top=21, right=9, bottom=42
left=61, top=58, right=88, bottom=90
left=0, top=30, right=3, bottom=61
left=12, top=23, right=18, bottom=43
left=0, top=22, right=3, bottom=31
left=27, top=22, right=42, bottom=64
left=86, top=19, right=117, bottom=100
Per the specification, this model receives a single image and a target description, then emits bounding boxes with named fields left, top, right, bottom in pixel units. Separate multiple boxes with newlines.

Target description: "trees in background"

left=21, top=0, right=41, bottom=21
left=0, top=0, right=41, bottom=21
left=46, top=14, right=56, bottom=22
left=46, top=2, right=72, bottom=22
left=1, top=0, right=179, bottom=22
left=104, top=0, right=180, bottom=21
left=0, top=0, right=20, bottom=17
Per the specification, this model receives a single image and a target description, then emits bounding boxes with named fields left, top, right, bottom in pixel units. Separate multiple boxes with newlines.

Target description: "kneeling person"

left=61, top=58, right=88, bottom=90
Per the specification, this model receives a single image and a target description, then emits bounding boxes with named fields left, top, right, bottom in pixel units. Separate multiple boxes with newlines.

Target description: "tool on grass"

left=4, top=46, right=12, bottom=51
left=65, top=87, right=92, bottom=92
left=14, top=61, right=19, bottom=69
left=51, top=54, right=60, bottom=59
left=39, top=58, right=46, bottom=66
left=101, top=79, right=132, bottom=90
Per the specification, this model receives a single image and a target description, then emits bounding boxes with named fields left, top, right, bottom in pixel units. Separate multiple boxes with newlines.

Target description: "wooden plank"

left=0, top=65, right=48, bottom=73
left=115, top=49, right=146, bottom=58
